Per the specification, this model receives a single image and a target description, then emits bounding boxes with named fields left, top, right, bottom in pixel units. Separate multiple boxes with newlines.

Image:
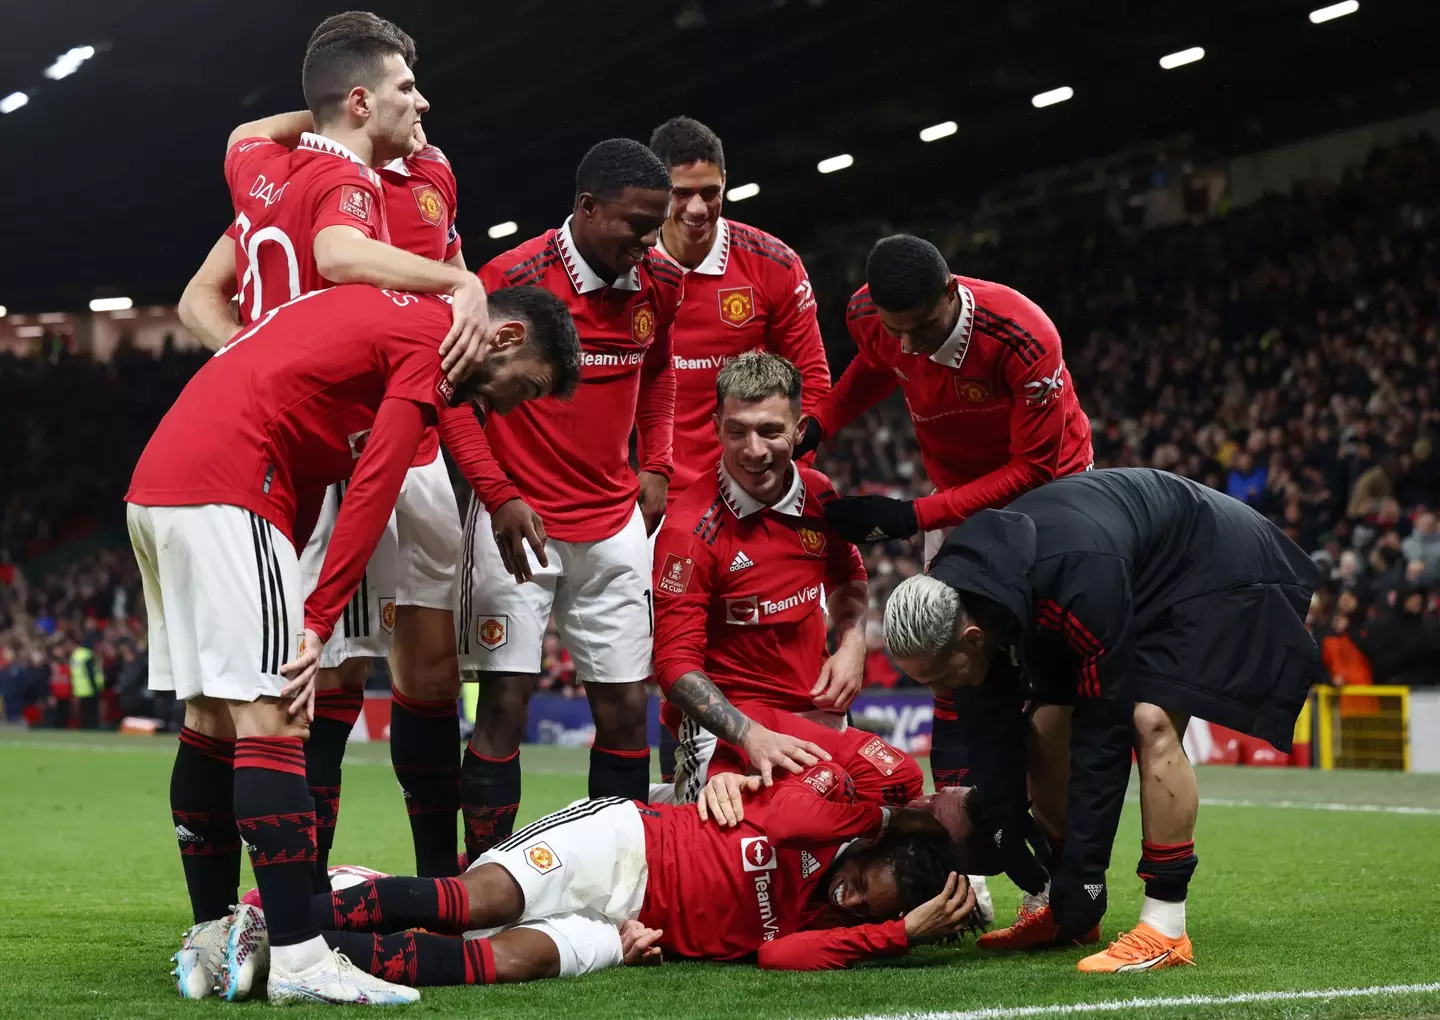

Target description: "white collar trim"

left=718, top=461, right=806, bottom=519
left=297, top=132, right=369, bottom=167
left=928, top=281, right=977, bottom=368
left=557, top=216, right=641, bottom=293
left=657, top=218, right=731, bottom=276
left=382, top=156, right=410, bottom=176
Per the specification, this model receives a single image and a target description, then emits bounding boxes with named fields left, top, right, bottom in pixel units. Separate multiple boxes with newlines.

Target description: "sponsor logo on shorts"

left=524, top=841, right=561, bottom=875
left=339, top=185, right=372, bottom=223
left=798, top=527, right=826, bottom=557
left=631, top=302, right=655, bottom=343
left=476, top=615, right=508, bottom=651
left=379, top=598, right=396, bottom=634
left=741, top=836, right=776, bottom=873
left=802, top=766, right=837, bottom=797
left=412, top=183, right=445, bottom=226
left=725, top=595, right=759, bottom=626
left=717, top=286, right=755, bottom=327
left=658, top=554, right=694, bottom=595
left=857, top=736, right=901, bottom=776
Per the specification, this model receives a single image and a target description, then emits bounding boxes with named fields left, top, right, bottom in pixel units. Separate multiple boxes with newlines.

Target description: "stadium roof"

left=1, top=0, right=1435, bottom=313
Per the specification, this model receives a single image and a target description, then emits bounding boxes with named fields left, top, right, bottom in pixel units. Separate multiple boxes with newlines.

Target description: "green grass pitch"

left=3, top=730, right=1439, bottom=1019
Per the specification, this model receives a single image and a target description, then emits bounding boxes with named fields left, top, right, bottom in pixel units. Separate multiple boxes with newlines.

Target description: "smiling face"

left=573, top=186, right=670, bottom=279
left=715, top=393, right=803, bottom=505
left=825, top=854, right=902, bottom=921
left=452, top=321, right=556, bottom=419
left=666, top=160, right=725, bottom=249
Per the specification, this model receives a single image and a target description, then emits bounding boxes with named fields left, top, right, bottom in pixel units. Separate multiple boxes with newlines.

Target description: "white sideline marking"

left=831, top=982, right=1440, bottom=1020
left=1197, top=796, right=1440, bottom=816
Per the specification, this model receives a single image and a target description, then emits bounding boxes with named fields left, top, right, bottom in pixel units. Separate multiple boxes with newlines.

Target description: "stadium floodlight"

left=0, top=92, right=29, bottom=114
left=726, top=182, right=760, bottom=201
left=1031, top=86, right=1074, bottom=109
left=919, top=121, right=958, bottom=142
left=1159, top=47, right=1205, bottom=69
left=1309, top=0, right=1358, bottom=23
left=89, top=297, right=133, bottom=312
left=44, top=45, right=96, bottom=81
left=817, top=154, right=854, bottom=174
left=486, top=221, right=518, bottom=239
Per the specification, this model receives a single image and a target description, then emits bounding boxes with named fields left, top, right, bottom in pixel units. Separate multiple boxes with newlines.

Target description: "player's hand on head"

left=636, top=471, right=668, bottom=536
left=619, top=920, right=664, bottom=966
left=440, top=275, right=490, bottom=384
left=697, top=771, right=761, bottom=827
left=279, top=628, right=322, bottom=721
left=903, top=873, right=976, bottom=944
left=809, top=640, right=865, bottom=713
left=489, top=498, right=548, bottom=584
left=740, top=724, right=831, bottom=786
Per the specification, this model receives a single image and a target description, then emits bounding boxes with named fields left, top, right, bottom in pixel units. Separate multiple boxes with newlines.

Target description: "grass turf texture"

left=3, top=730, right=1439, bottom=1019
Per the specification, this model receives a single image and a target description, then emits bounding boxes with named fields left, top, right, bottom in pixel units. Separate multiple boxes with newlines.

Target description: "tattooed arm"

left=668, top=670, right=831, bottom=787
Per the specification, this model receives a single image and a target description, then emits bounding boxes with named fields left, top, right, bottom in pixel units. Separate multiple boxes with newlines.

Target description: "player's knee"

left=588, top=683, right=648, bottom=748
left=469, top=675, right=533, bottom=750
left=1133, top=702, right=1181, bottom=756
left=460, top=862, right=525, bottom=926
left=392, top=655, right=460, bottom=702
left=229, top=697, right=310, bottom=741
left=183, top=697, right=235, bottom=739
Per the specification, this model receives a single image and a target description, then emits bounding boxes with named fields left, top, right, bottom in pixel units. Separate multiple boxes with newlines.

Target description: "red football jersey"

left=815, top=276, right=1094, bottom=531
left=657, top=219, right=831, bottom=505
left=466, top=220, right=683, bottom=542
left=225, top=133, right=390, bottom=325
left=637, top=761, right=909, bottom=966
left=126, top=286, right=464, bottom=642
left=379, top=143, right=463, bottom=467
left=652, top=463, right=865, bottom=714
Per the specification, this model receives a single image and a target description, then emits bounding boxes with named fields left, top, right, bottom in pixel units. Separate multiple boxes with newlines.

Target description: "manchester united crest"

left=476, top=615, right=508, bottom=651
left=956, top=377, right=993, bottom=404
left=717, top=286, right=756, bottom=328
left=798, top=526, right=826, bottom=557
left=412, top=184, right=445, bottom=226
left=632, top=302, right=656, bottom=343
left=379, top=598, right=396, bottom=634
left=524, top=842, right=561, bottom=874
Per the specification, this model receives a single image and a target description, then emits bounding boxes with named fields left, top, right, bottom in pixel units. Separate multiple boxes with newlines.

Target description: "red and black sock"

left=234, top=735, right=319, bottom=949
left=1137, top=839, right=1198, bottom=902
left=320, top=931, right=495, bottom=986
left=588, top=745, right=650, bottom=801
left=171, top=727, right=241, bottom=923
left=306, top=688, right=364, bottom=894
left=319, top=876, right=470, bottom=935
left=390, top=687, right=461, bottom=878
left=928, top=697, right=970, bottom=790
left=460, top=747, right=520, bottom=862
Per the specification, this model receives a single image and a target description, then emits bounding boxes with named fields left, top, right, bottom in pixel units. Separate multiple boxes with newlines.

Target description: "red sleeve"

left=757, top=918, right=908, bottom=971
left=433, top=151, right=463, bottom=261
left=811, top=315, right=897, bottom=437
left=437, top=405, right=521, bottom=509
left=635, top=285, right=680, bottom=479
left=651, top=525, right=716, bottom=692
left=223, top=138, right=279, bottom=199
left=311, top=169, right=385, bottom=245
left=766, top=763, right=884, bottom=848
left=913, top=310, right=1068, bottom=531
left=767, top=255, right=830, bottom=432
left=303, top=398, right=424, bottom=642
left=705, top=739, right=748, bottom=778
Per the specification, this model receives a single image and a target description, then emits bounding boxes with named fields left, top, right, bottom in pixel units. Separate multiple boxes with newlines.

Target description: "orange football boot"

left=1076, top=922, right=1195, bottom=972
left=977, top=904, right=1101, bottom=950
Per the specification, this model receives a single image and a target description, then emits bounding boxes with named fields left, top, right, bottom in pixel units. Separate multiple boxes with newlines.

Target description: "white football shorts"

left=394, top=450, right=462, bottom=611
left=300, top=482, right=398, bottom=668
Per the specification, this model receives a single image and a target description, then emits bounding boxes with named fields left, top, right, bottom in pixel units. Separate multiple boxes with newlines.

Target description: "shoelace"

left=1105, top=927, right=1168, bottom=960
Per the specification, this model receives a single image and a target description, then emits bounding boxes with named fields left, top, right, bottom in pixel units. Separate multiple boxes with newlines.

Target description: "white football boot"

left=171, top=916, right=231, bottom=998
left=218, top=902, right=271, bottom=1001
left=269, top=948, right=421, bottom=1006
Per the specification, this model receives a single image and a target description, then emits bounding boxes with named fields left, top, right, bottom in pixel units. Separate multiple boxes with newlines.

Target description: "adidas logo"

left=864, top=527, right=888, bottom=542
left=1085, top=883, right=1104, bottom=900
left=175, top=825, right=201, bottom=843
left=801, top=851, right=822, bottom=879
left=993, top=829, right=1003, bottom=848
left=729, top=550, right=755, bottom=573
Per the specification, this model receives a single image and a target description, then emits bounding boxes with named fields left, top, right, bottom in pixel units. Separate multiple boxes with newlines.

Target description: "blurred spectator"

left=1356, top=585, right=1440, bottom=687
left=1402, top=511, right=1440, bottom=583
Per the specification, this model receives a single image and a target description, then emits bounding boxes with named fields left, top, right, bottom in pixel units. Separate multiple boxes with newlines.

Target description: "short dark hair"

left=849, top=831, right=965, bottom=914
left=648, top=116, right=726, bottom=173
left=302, top=11, right=417, bottom=124
left=487, top=286, right=583, bottom=399
left=575, top=139, right=671, bottom=203
left=866, top=234, right=952, bottom=312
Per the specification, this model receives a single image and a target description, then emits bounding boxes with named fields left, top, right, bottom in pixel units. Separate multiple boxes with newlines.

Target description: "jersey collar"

left=928, top=279, right=977, bottom=369
left=557, top=216, right=641, bottom=293
left=656, top=217, right=731, bottom=276
left=381, top=156, right=411, bottom=176
left=718, top=461, right=807, bottom=519
left=297, top=132, right=369, bottom=167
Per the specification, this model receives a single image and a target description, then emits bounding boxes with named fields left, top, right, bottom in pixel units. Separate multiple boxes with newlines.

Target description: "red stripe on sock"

left=314, top=688, right=365, bottom=724
left=467, top=748, right=518, bottom=764
left=1141, top=839, right=1196, bottom=861
left=592, top=746, right=651, bottom=760
left=463, top=938, right=496, bottom=985
left=179, top=727, right=236, bottom=764
left=433, top=877, right=470, bottom=932
left=235, top=736, right=307, bottom=777
left=391, top=687, right=460, bottom=718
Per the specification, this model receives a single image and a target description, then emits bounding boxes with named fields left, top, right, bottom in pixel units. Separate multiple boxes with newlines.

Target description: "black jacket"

left=928, top=468, right=1320, bottom=876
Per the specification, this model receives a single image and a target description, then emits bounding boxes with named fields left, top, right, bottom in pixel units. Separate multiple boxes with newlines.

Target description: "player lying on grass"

left=883, top=467, right=1321, bottom=973
left=218, top=763, right=979, bottom=994
left=131, top=283, right=580, bottom=1005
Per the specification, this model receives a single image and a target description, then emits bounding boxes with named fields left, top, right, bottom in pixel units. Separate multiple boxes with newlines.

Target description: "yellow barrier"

left=1313, top=685, right=1410, bottom=771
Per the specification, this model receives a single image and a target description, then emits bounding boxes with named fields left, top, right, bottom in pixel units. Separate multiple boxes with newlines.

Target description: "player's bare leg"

left=1079, top=703, right=1197, bottom=973
left=586, top=680, right=651, bottom=802
left=390, top=605, right=463, bottom=877
left=305, top=659, right=368, bottom=893
left=460, top=673, right=533, bottom=864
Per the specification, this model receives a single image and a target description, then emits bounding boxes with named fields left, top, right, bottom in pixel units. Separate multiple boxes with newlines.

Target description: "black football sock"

left=390, top=687, right=462, bottom=878
left=588, top=745, right=650, bottom=801
left=234, top=736, right=319, bottom=949
left=1138, top=839, right=1198, bottom=902
left=306, top=688, right=364, bottom=894
left=171, top=727, right=241, bottom=924
left=318, top=876, right=470, bottom=935
left=321, top=931, right=496, bottom=986
left=929, top=696, right=970, bottom=790
left=460, top=747, right=520, bottom=862
left=658, top=727, right=678, bottom=786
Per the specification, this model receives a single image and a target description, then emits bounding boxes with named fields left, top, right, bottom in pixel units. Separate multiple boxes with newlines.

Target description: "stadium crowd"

left=3, top=134, right=1439, bottom=726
